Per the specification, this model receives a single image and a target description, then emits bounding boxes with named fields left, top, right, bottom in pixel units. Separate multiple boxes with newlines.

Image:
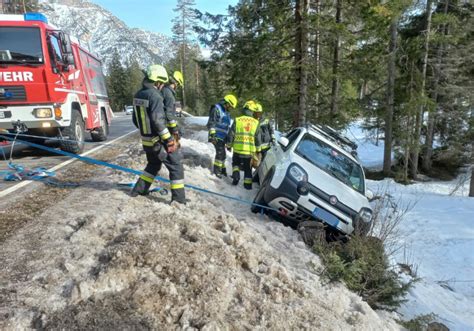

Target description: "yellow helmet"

left=146, top=64, right=168, bottom=83
left=255, top=102, right=263, bottom=113
left=243, top=100, right=259, bottom=112
left=172, top=71, right=184, bottom=86
left=224, top=94, right=238, bottom=109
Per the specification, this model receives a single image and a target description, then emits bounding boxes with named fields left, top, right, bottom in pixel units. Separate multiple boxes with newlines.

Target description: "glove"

left=208, top=134, right=217, bottom=145
left=165, top=138, right=177, bottom=153
left=172, top=132, right=181, bottom=149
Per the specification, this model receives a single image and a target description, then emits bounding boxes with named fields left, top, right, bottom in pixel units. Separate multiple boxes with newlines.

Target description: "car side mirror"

left=278, top=136, right=289, bottom=147
left=365, top=189, right=374, bottom=201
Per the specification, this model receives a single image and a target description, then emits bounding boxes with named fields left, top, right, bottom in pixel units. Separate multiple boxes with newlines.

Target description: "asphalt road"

left=0, top=112, right=137, bottom=193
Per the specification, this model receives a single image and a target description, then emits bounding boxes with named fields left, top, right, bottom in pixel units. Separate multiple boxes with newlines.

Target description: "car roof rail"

left=306, top=123, right=359, bottom=156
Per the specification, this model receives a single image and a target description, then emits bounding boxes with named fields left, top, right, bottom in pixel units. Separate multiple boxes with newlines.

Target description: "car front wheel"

left=251, top=169, right=273, bottom=214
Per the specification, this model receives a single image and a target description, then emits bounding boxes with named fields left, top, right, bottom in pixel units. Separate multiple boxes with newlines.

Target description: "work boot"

left=244, top=179, right=252, bottom=190
left=232, top=171, right=240, bottom=185
left=131, top=178, right=151, bottom=196
left=221, top=167, right=228, bottom=177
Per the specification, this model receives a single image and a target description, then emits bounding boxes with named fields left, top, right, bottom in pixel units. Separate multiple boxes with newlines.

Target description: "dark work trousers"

left=213, top=139, right=227, bottom=176
left=232, top=153, right=253, bottom=190
left=132, top=144, right=186, bottom=203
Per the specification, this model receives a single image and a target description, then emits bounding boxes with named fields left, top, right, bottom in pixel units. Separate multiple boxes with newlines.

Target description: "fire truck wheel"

left=60, top=110, right=85, bottom=154
left=91, top=110, right=109, bottom=142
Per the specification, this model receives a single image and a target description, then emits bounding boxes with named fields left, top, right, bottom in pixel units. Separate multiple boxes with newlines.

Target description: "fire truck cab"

left=0, top=13, right=112, bottom=153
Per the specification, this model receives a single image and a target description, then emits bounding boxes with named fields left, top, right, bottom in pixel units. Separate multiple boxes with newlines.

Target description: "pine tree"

left=106, top=51, right=129, bottom=112
left=172, top=0, right=198, bottom=111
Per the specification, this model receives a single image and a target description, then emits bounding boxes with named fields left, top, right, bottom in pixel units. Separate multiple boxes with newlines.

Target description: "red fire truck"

left=0, top=13, right=112, bottom=153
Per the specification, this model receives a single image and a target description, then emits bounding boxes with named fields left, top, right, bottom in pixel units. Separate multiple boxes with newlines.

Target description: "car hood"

left=291, top=154, right=371, bottom=212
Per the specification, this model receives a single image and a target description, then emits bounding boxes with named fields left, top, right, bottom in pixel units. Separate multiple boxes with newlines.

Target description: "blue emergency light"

left=24, top=13, right=48, bottom=23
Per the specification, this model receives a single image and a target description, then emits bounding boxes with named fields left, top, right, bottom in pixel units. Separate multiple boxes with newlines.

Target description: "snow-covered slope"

left=368, top=178, right=474, bottom=330
left=40, top=0, right=174, bottom=70
left=0, top=122, right=402, bottom=329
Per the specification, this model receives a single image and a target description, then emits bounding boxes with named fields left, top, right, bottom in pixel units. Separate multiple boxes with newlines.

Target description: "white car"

left=252, top=124, right=373, bottom=239
left=125, top=106, right=134, bottom=115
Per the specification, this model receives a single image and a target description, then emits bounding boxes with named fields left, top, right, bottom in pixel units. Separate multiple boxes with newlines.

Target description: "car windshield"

left=295, top=134, right=365, bottom=194
left=0, top=27, right=44, bottom=64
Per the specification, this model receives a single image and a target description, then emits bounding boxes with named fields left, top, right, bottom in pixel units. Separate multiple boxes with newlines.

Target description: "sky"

left=93, top=0, right=237, bottom=37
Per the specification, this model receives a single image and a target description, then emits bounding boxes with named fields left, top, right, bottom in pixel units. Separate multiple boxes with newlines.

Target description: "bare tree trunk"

left=411, top=0, right=433, bottom=179
left=423, top=0, right=449, bottom=172
left=181, top=14, right=187, bottom=110
left=383, top=20, right=398, bottom=177
left=294, top=0, right=310, bottom=126
left=330, top=0, right=342, bottom=119
left=470, top=168, right=474, bottom=197
left=313, top=0, right=321, bottom=121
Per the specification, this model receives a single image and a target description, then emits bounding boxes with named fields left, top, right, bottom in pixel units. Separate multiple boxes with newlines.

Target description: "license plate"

left=313, top=207, right=339, bottom=228
left=0, top=111, right=5, bottom=119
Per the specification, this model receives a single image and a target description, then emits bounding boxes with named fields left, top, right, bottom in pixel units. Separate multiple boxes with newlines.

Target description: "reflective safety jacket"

left=258, top=116, right=276, bottom=151
left=228, top=111, right=262, bottom=156
left=162, top=84, right=179, bottom=134
left=132, top=80, right=171, bottom=147
left=206, top=102, right=232, bottom=140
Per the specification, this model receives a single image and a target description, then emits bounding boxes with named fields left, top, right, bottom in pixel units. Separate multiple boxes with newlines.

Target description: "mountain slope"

left=41, top=0, right=174, bottom=70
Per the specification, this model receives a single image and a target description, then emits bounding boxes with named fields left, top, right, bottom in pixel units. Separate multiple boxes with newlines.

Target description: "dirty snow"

left=0, top=127, right=401, bottom=329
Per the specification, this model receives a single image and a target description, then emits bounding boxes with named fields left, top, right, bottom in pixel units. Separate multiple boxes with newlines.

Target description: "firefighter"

left=227, top=100, right=262, bottom=190
left=254, top=102, right=275, bottom=161
left=131, top=64, right=186, bottom=204
left=206, top=94, right=238, bottom=178
left=162, top=70, right=184, bottom=141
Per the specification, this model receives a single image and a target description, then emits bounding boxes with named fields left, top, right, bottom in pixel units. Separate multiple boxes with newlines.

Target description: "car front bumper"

left=264, top=175, right=354, bottom=234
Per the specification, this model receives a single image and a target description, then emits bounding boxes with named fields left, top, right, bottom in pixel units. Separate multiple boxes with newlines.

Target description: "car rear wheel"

left=60, top=109, right=85, bottom=154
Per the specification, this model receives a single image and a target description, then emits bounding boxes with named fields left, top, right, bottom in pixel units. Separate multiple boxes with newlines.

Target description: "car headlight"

left=358, top=208, right=373, bottom=223
left=288, top=164, right=308, bottom=182
left=33, top=108, right=52, bottom=118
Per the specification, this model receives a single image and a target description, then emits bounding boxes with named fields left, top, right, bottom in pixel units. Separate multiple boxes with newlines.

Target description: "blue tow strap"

left=0, top=135, right=279, bottom=213
left=3, top=162, right=56, bottom=181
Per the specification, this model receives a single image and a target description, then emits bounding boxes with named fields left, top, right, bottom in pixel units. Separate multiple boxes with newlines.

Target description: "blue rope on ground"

left=0, top=135, right=279, bottom=213
left=117, top=182, right=168, bottom=195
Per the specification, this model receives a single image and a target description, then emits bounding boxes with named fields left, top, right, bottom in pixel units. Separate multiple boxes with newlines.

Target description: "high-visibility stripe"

left=142, top=136, right=159, bottom=142
left=140, top=173, right=154, bottom=183
left=170, top=179, right=185, bottom=190
left=234, top=141, right=255, bottom=146
left=244, top=178, right=253, bottom=184
left=232, top=166, right=240, bottom=172
left=167, top=120, right=177, bottom=128
left=236, top=132, right=255, bottom=137
left=141, top=136, right=159, bottom=147
left=214, top=160, right=224, bottom=167
left=159, top=128, right=171, bottom=141
left=209, top=128, right=216, bottom=135
left=139, top=107, right=148, bottom=134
